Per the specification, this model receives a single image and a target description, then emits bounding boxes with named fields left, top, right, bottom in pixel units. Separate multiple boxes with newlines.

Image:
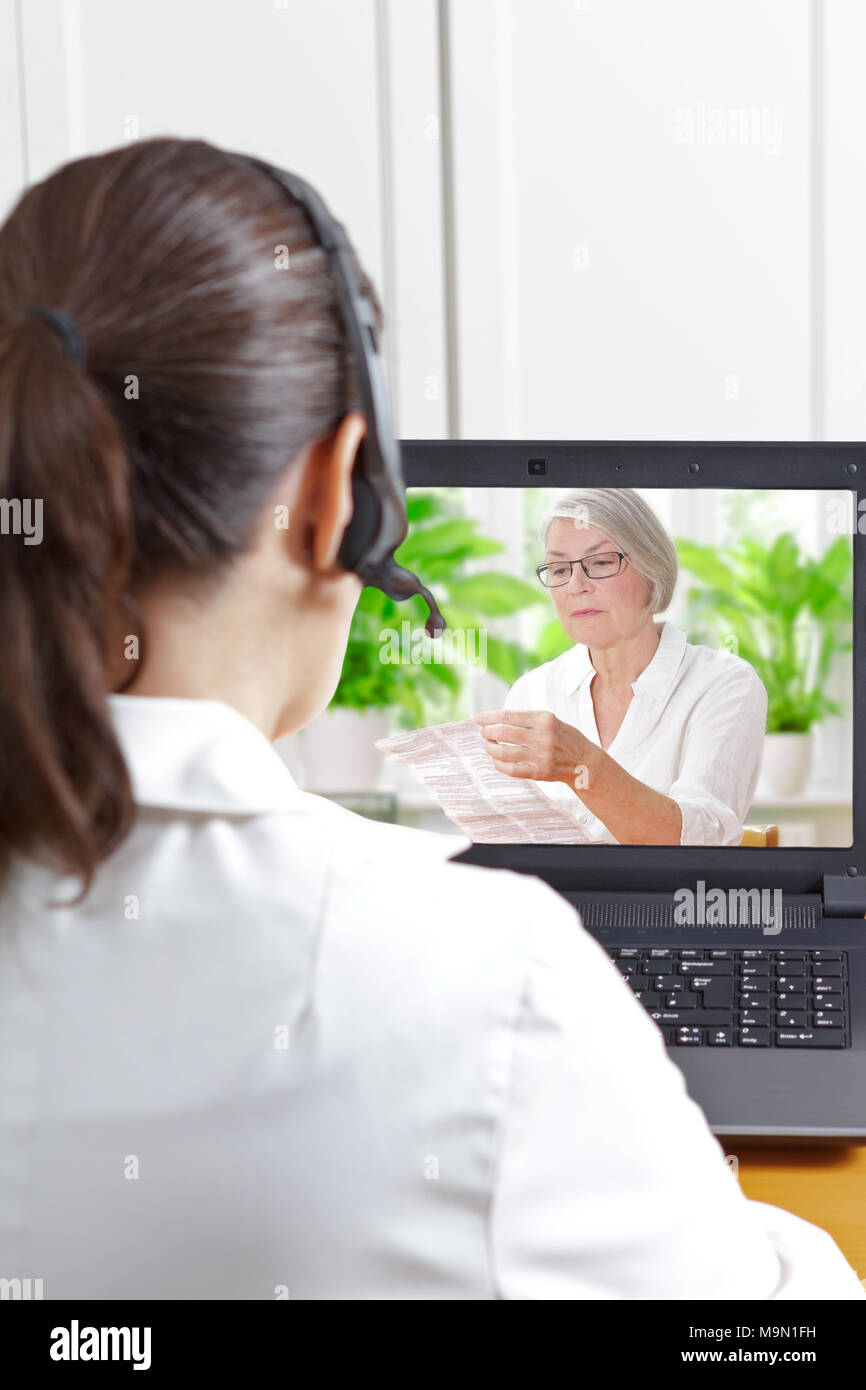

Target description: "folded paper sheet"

left=375, top=718, right=592, bottom=843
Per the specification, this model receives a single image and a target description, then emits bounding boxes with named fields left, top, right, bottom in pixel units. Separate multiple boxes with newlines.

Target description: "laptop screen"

left=331, top=481, right=854, bottom=852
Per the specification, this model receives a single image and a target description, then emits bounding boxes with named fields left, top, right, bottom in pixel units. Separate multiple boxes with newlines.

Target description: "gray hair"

left=539, top=488, right=678, bottom=614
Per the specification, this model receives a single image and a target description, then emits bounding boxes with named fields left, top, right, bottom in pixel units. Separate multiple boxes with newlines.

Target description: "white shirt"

left=505, top=620, right=768, bottom=845
left=0, top=693, right=859, bottom=1300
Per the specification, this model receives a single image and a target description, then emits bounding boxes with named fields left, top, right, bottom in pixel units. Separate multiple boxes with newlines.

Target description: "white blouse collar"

left=565, top=619, right=688, bottom=704
left=106, top=694, right=312, bottom=816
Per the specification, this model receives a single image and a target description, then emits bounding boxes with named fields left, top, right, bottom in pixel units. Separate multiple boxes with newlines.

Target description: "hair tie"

left=26, top=306, right=87, bottom=367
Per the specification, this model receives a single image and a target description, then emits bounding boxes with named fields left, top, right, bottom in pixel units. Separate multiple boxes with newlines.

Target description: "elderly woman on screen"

left=476, top=488, right=768, bottom=846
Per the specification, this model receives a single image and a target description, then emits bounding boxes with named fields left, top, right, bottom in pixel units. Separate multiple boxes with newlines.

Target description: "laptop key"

left=812, top=1014, right=844, bottom=1028
left=810, top=951, right=842, bottom=961
left=695, top=978, right=734, bottom=1010
left=708, top=1028, right=732, bottom=1046
left=775, top=993, right=807, bottom=1009
left=676, top=1028, right=702, bottom=1045
left=776, top=1011, right=807, bottom=1028
left=776, top=1030, right=846, bottom=1048
left=740, top=1010, right=770, bottom=1027
left=738, top=1027, right=771, bottom=1047
left=739, top=992, right=770, bottom=1009
left=652, top=1009, right=732, bottom=1027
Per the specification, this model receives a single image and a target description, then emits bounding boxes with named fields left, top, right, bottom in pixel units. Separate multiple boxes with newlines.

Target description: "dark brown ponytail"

left=0, top=138, right=382, bottom=903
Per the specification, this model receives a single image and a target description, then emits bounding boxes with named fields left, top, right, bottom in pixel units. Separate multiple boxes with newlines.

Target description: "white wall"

left=3, top=0, right=863, bottom=441
left=824, top=0, right=866, bottom=439
left=448, top=0, right=818, bottom=439
left=1, top=0, right=449, bottom=438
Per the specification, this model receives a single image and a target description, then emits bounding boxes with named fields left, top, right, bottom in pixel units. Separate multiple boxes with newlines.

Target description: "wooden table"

left=724, top=1143, right=866, bottom=1279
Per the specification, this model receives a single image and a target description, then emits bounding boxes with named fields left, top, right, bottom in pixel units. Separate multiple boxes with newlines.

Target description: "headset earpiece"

left=336, top=441, right=384, bottom=574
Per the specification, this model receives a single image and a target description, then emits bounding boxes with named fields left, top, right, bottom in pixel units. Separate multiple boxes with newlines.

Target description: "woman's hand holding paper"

left=475, top=709, right=599, bottom=790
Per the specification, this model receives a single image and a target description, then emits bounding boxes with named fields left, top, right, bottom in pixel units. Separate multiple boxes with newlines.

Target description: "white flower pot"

left=294, top=708, right=392, bottom=793
left=760, top=730, right=814, bottom=798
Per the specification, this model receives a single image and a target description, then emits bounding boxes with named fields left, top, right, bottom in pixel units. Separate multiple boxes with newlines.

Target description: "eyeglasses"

left=536, top=551, right=628, bottom=587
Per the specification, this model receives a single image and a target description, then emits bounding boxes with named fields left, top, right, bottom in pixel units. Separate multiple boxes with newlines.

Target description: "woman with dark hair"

left=0, top=138, right=860, bottom=1299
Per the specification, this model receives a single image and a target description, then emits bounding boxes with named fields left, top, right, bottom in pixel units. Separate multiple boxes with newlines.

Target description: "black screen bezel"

left=400, top=440, right=864, bottom=895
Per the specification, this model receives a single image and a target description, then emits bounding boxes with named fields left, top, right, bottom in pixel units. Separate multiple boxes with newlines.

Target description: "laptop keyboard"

left=607, top=948, right=850, bottom=1048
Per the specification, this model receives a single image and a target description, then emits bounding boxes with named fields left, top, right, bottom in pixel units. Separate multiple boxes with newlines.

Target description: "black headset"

left=239, top=153, right=446, bottom=637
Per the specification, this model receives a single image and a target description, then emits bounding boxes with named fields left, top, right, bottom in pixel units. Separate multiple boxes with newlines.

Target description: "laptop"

left=399, top=440, right=866, bottom=1140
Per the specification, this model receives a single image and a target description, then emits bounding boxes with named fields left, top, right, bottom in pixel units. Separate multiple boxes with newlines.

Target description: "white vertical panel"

left=444, top=0, right=521, bottom=436
left=14, top=0, right=66, bottom=181
left=16, top=0, right=87, bottom=179
left=14, top=0, right=385, bottom=298
left=824, top=0, right=866, bottom=441
left=382, top=0, right=449, bottom=437
left=8, top=0, right=449, bottom=439
left=447, top=0, right=813, bottom=440
left=0, top=1, right=26, bottom=215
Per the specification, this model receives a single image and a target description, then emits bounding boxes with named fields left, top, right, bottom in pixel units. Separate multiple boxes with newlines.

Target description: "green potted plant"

left=675, top=531, right=852, bottom=796
left=300, top=492, right=553, bottom=791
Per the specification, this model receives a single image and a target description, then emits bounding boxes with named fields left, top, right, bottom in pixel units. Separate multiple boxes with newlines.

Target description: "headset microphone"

left=238, top=153, right=446, bottom=638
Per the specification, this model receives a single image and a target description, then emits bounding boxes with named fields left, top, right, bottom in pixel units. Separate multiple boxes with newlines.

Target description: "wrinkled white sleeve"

left=670, top=664, right=768, bottom=846
left=489, top=878, right=864, bottom=1300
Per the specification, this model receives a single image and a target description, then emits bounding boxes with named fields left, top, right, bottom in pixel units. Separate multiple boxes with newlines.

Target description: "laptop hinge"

left=822, top=873, right=866, bottom=918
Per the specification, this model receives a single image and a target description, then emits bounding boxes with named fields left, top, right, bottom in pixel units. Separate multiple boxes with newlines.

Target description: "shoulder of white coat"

left=283, top=796, right=656, bottom=1056
left=316, top=797, right=627, bottom=986
left=291, top=789, right=470, bottom=864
